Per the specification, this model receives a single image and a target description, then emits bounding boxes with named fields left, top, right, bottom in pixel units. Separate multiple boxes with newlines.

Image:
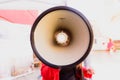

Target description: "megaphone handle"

left=59, top=67, right=77, bottom=80
left=59, top=65, right=87, bottom=80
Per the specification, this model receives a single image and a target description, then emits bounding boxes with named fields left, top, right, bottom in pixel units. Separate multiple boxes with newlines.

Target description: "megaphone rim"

left=30, top=6, right=94, bottom=69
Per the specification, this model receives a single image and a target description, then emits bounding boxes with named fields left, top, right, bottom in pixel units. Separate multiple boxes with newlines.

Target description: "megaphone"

left=30, top=6, right=93, bottom=69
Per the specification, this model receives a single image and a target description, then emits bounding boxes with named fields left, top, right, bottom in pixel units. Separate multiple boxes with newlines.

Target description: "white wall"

left=0, top=20, right=33, bottom=78
left=0, top=0, right=67, bottom=10
left=69, top=0, right=120, bottom=39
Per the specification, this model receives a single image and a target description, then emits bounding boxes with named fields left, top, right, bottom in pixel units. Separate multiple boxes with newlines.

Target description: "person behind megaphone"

left=40, top=58, right=94, bottom=80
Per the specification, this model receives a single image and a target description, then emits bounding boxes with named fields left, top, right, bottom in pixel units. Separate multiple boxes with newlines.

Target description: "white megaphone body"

left=30, top=6, right=93, bottom=69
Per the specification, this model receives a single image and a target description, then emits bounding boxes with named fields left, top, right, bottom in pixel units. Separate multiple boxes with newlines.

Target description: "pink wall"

left=0, top=10, right=38, bottom=25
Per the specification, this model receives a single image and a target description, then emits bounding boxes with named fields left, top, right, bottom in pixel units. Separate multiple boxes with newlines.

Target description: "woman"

left=41, top=62, right=94, bottom=80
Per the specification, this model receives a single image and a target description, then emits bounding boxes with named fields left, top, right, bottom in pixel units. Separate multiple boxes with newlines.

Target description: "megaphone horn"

left=30, top=6, right=94, bottom=69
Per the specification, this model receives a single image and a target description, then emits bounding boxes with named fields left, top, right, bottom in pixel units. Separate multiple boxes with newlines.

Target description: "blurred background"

left=0, top=0, right=120, bottom=80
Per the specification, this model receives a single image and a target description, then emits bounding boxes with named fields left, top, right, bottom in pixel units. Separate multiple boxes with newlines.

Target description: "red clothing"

left=41, top=63, right=60, bottom=80
left=41, top=64, right=93, bottom=80
left=82, top=67, right=92, bottom=78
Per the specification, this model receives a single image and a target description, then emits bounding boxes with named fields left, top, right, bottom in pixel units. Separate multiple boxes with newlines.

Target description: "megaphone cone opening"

left=53, top=28, right=72, bottom=47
